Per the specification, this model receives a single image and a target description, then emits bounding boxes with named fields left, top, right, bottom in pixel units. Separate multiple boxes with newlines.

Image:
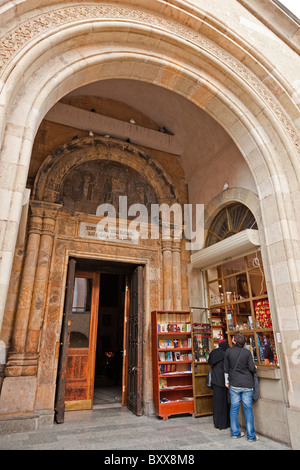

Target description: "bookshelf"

left=151, top=310, right=194, bottom=420
left=191, top=308, right=213, bottom=417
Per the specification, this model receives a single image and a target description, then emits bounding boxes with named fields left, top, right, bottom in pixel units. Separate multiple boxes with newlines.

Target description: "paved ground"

left=0, top=407, right=291, bottom=451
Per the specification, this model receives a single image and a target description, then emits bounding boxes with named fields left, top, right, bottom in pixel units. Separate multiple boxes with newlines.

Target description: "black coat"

left=224, top=346, right=256, bottom=389
left=208, top=347, right=227, bottom=387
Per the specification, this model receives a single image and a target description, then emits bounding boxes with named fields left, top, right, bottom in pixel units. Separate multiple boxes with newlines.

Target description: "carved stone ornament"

left=32, top=137, right=179, bottom=212
left=0, top=3, right=298, bottom=154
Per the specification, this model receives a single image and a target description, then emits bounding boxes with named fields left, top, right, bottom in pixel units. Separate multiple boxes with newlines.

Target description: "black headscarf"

left=219, top=341, right=229, bottom=352
left=208, top=341, right=229, bottom=365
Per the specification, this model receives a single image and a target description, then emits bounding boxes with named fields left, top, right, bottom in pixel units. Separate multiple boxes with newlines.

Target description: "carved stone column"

left=23, top=203, right=61, bottom=376
left=172, top=239, right=182, bottom=310
left=5, top=202, right=61, bottom=377
left=162, top=239, right=173, bottom=310
left=5, top=202, right=43, bottom=377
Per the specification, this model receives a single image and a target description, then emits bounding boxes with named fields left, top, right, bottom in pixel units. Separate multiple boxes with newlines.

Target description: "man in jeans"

left=224, top=332, right=258, bottom=441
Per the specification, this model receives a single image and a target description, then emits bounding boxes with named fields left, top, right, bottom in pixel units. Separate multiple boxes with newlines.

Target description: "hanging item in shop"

left=254, top=299, right=272, bottom=329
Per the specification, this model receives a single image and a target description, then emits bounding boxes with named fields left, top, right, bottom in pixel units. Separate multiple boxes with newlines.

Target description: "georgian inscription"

left=79, top=222, right=139, bottom=244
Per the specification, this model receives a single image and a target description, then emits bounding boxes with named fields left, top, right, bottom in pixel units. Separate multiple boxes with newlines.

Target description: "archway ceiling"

left=43, top=78, right=255, bottom=192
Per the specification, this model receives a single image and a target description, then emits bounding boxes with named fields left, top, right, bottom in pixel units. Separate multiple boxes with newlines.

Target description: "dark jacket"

left=208, top=342, right=229, bottom=387
left=224, top=346, right=256, bottom=389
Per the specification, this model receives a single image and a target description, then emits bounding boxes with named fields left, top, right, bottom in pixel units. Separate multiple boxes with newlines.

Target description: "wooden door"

left=64, top=271, right=100, bottom=411
left=122, top=276, right=130, bottom=406
left=55, top=258, right=76, bottom=423
left=127, top=266, right=144, bottom=416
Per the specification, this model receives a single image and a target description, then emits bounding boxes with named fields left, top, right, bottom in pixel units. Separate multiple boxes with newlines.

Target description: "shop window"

left=205, top=204, right=278, bottom=367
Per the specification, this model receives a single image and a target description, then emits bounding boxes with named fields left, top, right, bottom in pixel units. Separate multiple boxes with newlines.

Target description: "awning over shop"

left=190, top=229, right=261, bottom=270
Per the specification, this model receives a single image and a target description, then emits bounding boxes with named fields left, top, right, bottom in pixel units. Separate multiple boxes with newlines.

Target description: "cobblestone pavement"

left=0, top=407, right=291, bottom=451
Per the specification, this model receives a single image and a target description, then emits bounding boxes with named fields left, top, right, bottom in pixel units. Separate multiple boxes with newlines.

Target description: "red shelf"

left=159, top=360, right=192, bottom=364
left=158, top=347, right=191, bottom=351
left=158, top=332, right=191, bottom=335
left=151, top=310, right=194, bottom=420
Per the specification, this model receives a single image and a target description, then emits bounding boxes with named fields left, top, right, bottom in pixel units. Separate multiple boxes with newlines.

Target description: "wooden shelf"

left=158, top=332, right=191, bottom=335
left=151, top=310, right=194, bottom=420
left=158, top=348, right=191, bottom=351
left=159, top=386, right=193, bottom=391
left=159, top=373, right=192, bottom=378
left=192, top=311, right=214, bottom=417
left=159, top=361, right=192, bottom=364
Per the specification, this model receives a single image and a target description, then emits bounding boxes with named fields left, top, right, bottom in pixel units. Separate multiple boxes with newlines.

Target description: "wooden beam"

left=45, top=102, right=183, bottom=155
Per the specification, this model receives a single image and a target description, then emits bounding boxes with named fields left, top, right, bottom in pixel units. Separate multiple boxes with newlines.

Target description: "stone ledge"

left=257, top=366, right=281, bottom=380
left=0, top=410, right=54, bottom=434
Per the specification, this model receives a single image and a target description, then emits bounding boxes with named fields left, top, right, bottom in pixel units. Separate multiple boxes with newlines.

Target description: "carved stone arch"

left=32, top=136, right=181, bottom=208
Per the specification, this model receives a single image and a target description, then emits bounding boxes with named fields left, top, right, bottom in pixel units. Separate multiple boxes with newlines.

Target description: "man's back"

left=224, top=346, right=256, bottom=388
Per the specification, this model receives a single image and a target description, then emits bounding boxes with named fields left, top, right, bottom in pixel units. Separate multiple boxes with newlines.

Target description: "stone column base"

left=0, top=410, right=54, bottom=434
left=0, top=376, right=37, bottom=414
left=287, top=407, right=300, bottom=450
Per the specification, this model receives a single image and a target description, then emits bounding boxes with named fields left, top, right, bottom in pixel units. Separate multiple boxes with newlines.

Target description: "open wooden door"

left=64, top=271, right=100, bottom=411
left=55, top=258, right=76, bottom=423
left=127, top=266, right=144, bottom=416
left=122, top=276, right=130, bottom=406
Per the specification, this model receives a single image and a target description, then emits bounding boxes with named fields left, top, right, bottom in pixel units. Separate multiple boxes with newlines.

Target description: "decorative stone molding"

left=0, top=3, right=298, bottom=156
left=32, top=136, right=180, bottom=206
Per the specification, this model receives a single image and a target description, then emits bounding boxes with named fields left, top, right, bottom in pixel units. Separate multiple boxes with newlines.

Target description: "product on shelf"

left=151, top=310, right=194, bottom=420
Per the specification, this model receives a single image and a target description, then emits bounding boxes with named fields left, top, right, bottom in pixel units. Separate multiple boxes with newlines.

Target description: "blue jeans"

left=229, top=386, right=256, bottom=440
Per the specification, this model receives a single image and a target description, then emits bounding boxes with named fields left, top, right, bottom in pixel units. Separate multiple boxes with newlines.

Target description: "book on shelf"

left=158, top=338, right=192, bottom=349
left=159, top=363, right=192, bottom=374
left=158, top=323, right=191, bottom=333
left=159, top=351, right=192, bottom=362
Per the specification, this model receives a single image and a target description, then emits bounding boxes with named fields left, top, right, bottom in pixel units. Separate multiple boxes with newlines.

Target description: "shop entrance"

left=55, top=258, right=144, bottom=423
left=94, top=272, right=126, bottom=409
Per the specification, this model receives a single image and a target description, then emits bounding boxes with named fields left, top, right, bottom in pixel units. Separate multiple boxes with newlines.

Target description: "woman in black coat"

left=208, top=341, right=230, bottom=430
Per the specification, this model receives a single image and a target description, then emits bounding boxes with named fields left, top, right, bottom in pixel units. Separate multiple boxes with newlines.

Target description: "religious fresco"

left=60, top=159, right=158, bottom=216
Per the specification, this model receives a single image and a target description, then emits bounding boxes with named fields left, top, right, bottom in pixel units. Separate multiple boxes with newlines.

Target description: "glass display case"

left=206, top=251, right=278, bottom=366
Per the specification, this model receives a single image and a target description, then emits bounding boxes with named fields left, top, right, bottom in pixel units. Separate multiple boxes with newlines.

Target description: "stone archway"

left=0, top=1, right=299, bottom=442
left=1, top=4, right=300, bottom=331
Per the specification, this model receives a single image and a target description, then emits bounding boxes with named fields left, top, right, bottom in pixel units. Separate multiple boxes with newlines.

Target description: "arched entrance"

left=0, top=0, right=299, bottom=446
left=3, top=136, right=188, bottom=422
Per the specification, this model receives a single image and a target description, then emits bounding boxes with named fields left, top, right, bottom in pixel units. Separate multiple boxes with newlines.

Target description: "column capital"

left=161, top=239, right=173, bottom=252
left=172, top=238, right=182, bottom=253
left=29, top=200, right=62, bottom=219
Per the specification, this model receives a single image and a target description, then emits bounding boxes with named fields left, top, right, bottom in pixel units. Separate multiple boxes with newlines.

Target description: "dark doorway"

left=93, top=273, right=125, bottom=409
left=55, top=257, right=144, bottom=422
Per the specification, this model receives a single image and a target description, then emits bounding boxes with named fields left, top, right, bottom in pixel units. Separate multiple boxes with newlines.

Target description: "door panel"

left=127, top=266, right=144, bottom=416
left=65, top=271, right=100, bottom=411
left=55, top=258, right=76, bottom=424
left=122, top=276, right=130, bottom=406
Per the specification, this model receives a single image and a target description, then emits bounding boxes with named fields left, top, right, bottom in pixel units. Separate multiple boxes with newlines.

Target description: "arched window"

left=206, top=203, right=257, bottom=247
